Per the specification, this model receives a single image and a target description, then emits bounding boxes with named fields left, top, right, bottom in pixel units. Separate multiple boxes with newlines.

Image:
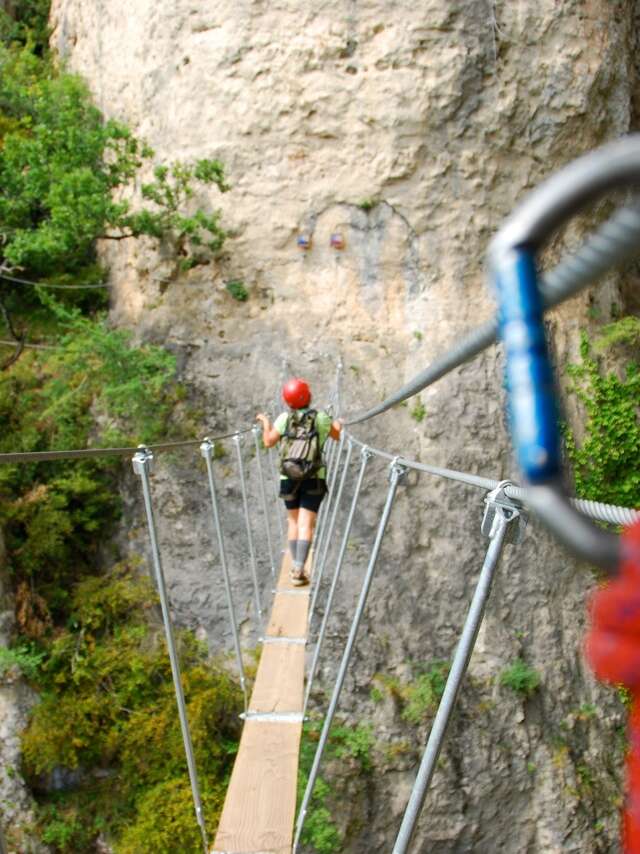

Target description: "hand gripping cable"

left=489, top=135, right=640, bottom=852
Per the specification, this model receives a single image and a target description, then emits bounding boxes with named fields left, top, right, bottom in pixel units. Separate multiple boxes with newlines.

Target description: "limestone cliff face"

left=46, top=1, right=638, bottom=851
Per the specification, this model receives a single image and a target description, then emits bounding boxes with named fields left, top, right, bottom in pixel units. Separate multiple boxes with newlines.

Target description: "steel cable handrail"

left=0, top=427, right=254, bottom=464
left=346, top=434, right=638, bottom=527
left=345, top=200, right=640, bottom=426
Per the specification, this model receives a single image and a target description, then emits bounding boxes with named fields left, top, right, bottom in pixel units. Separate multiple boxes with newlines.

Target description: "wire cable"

left=0, top=271, right=109, bottom=289
left=0, top=428, right=254, bottom=464
left=345, top=201, right=640, bottom=426
left=346, top=434, right=638, bottom=527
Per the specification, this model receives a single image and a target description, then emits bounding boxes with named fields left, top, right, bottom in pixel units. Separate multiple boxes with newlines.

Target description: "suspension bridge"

left=2, top=138, right=640, bottom=854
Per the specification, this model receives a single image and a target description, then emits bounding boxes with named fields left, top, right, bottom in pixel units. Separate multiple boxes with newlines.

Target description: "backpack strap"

left=283, top=408, right=317, bottom=437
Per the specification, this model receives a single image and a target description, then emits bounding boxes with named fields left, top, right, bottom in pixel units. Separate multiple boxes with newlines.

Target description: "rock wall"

left=45, top=1, right=639, bottom=851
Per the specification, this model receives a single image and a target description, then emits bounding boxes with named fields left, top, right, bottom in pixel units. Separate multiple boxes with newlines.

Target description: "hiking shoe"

left=290, top=567, right=309, bottom=587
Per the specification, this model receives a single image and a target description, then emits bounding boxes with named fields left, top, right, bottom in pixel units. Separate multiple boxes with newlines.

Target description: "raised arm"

left=256, top=413, right=281, bottom=448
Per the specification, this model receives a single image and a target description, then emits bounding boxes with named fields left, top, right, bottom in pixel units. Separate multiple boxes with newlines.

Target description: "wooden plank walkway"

left=212, top=552, right=311, bottom=854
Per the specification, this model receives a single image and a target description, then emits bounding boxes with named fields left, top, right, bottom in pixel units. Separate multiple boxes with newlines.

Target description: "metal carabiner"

left=489, top=135, right=640, bottom=571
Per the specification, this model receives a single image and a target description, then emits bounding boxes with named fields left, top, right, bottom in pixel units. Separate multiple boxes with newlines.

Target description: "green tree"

left=0, top=44, right=228, bottom=285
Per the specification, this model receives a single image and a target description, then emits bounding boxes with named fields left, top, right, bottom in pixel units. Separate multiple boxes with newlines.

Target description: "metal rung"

left=262, top=636, right=306, bottom=645
left=240, top=711, right=304, bottom=723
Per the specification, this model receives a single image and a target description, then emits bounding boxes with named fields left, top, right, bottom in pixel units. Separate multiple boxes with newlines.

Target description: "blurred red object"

left=585, top=520, right=640, bottom=852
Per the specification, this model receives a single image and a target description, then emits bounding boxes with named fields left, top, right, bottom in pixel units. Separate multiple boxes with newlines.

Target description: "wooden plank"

left=213, top=720, right=302, bottom=854
left=266, top=592, right=309, bottom=638
left=277, top=551, right=294, bottom=590
left=212, top=547, right=314, bottom=854
left=249, top=642, right=305, bottom=714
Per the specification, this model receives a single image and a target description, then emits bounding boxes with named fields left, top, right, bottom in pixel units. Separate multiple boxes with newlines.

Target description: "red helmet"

left=282, top=377, right=311, bottom=409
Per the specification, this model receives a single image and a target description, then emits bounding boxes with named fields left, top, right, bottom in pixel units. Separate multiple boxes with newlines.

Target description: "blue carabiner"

left=488, top=136, right=640, bottom=570
left=492, top=245, right=560, bottom=484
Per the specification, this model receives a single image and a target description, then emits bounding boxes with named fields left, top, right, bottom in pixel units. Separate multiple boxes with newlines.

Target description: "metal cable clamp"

left=481, top=480, right=527, bottom=545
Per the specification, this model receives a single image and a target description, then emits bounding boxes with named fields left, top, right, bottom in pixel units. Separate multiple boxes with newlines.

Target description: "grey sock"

left=296, top=540, right=311, bottom=569
left=289, top=539, right=298, bottom=561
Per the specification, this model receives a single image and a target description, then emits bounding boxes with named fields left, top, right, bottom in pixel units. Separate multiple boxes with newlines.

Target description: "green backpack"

left=279, top=409, right=322, bottom=481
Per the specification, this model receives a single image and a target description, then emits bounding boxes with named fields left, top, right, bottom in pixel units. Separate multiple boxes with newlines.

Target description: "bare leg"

left=297, top=508, right=318, bottom=545
left=287, top=508, right=299, bottom=540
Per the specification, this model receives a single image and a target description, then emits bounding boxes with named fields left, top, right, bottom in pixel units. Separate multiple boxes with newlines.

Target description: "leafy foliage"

left=402, top=663, right=448, bottom=724
left=0, top=640, right=45, bottom=679
left=0, top=303, right=182, bottom=631
left=499, top=658, right=540, bottom=696
left=370, top=661, right=449, bottom=724
left=0, top=0, right=51, bottom=53
left=297, top=718, right=375, bottom=853
left=565, top=334, right=640, bottom=508
left=225, top=279, right=248, bottom=301
left=0, top=40, right=228, bottom=292
left=594, top=316, right=640, bottom=353
left=410, top=400, right=426, bottom=423
left=22, top=564, right=242, bottom=853
left=0, top=9, right=241, bottom=852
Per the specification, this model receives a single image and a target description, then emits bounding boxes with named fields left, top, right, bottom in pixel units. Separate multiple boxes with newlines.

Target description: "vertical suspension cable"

left=293, top=459, right=405, bottom=852
left=268, top=446, right=285, bottom=546
left=313, top=441, right=335, bottom=551
left=132, top=449, right=209, bottom=854
left=304, top=443, right=371, bottom=714
left=308, top=435, right=352, bottom=627
left=392, top=503, right=517, bottom=854
left=233, top=433, right=263, bottom=623
left=200, top=439, right=248, bottom=713
left=312, top=433, right=345, bottom=577
left=253, top=426, right=276, bottom=579
left=335, top=357, right=344, bottom=417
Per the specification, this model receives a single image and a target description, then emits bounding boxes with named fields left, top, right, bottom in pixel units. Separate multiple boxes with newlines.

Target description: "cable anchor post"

left=131, top=446, right=209, bottom=854
left=393, top=480, right=522, bottom=854
left=481, top=480, right=527, bottom=545
left=360, top=443, right=373, bottom=464
left=389, top=456, right=408, bottom=483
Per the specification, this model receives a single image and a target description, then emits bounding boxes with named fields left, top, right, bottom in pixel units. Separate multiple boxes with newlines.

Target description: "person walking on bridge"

left=256, top=378, right=341, bottom=586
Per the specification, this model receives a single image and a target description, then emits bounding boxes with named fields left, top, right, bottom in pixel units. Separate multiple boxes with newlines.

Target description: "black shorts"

left=280, top=478, right=328, bottom=512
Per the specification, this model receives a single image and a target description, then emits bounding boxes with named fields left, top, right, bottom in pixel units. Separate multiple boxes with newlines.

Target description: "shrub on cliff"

left=21, top=563, right=242, bottom=853
left=566, top=332, right=640, bottom=509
